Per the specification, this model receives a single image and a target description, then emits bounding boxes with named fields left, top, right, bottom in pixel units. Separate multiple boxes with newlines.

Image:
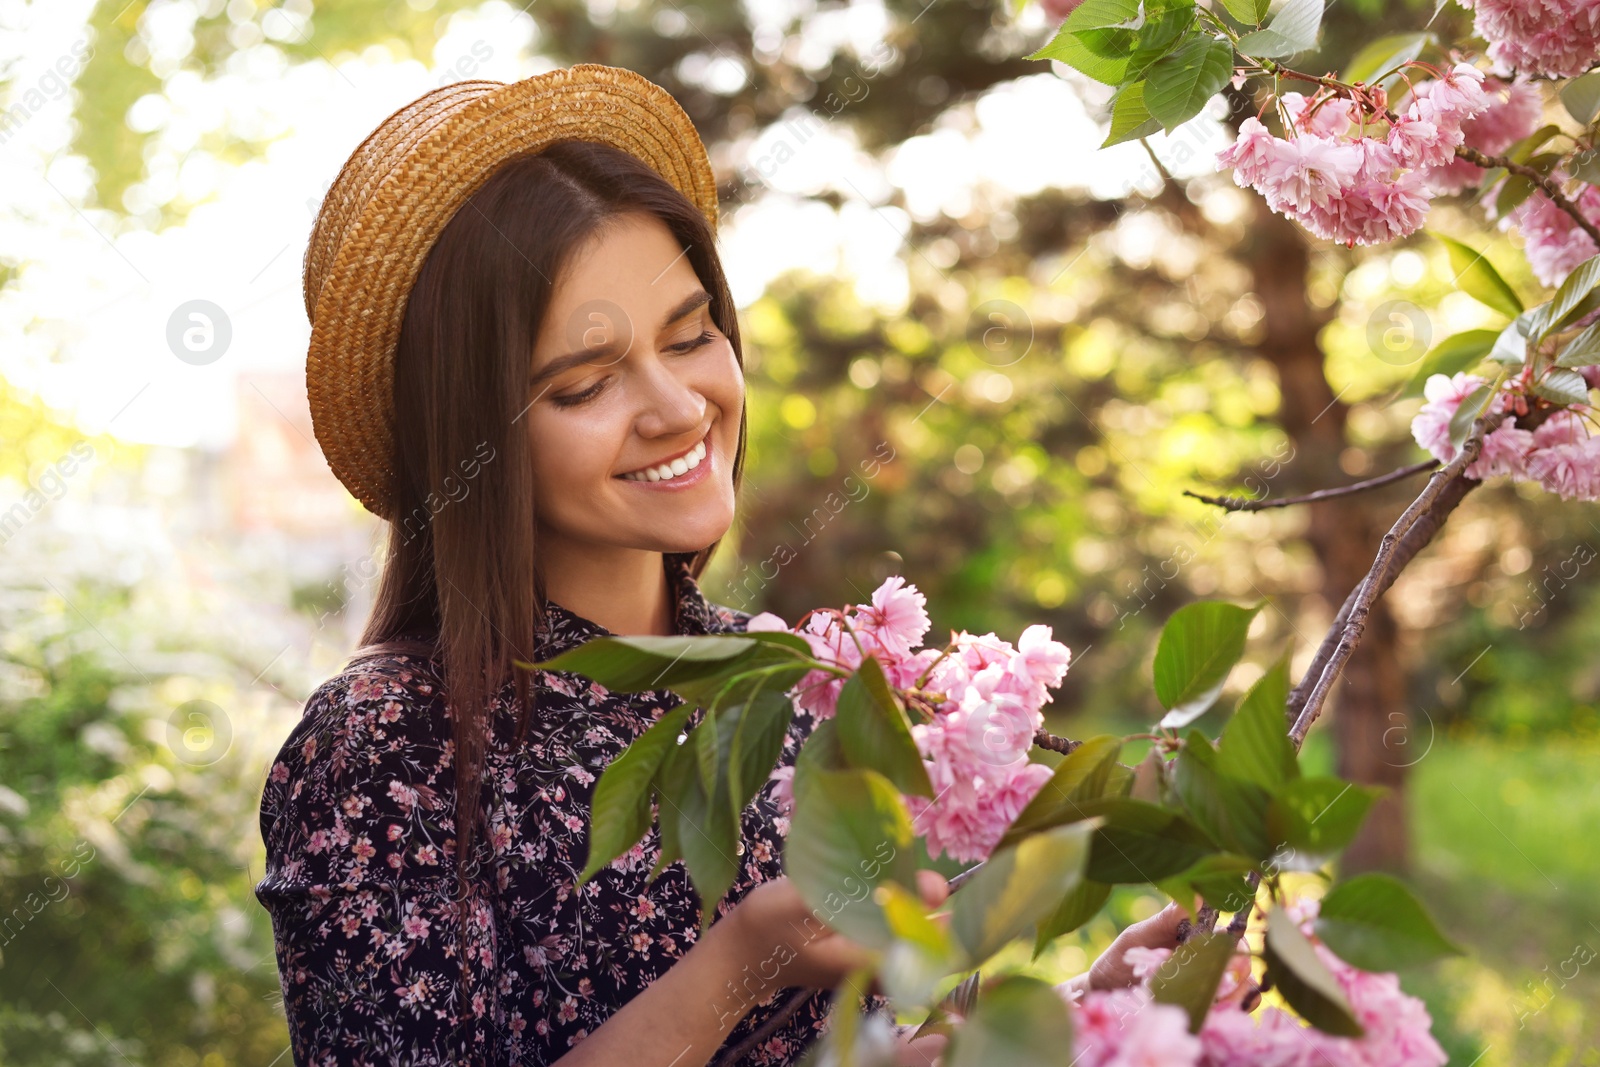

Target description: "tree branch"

left=1288, top=414, right=1503, bottom=746
left=1282, top=470, right=1479, bottom=726
left=1184, top=459, right=1438, bottom=512
left=1455, top=144, right=1600, bottom=247
left=1033, top=729, right=1083, bottom=756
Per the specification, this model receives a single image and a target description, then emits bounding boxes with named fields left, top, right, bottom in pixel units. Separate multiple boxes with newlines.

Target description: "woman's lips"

left=615, top=427, right=713, bottom=488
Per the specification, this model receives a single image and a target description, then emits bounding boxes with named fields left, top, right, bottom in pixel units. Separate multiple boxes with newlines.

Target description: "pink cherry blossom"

left=1504, top=180, right=1600, bottom=288
left=1071, top=987, right=1203, bottom=1067
left=771, top=575, right=1073, bottom=862
left=1421, top=76, right=1541, bottom=195
left=1410, top=372, right=1539, bottom=480
left=1455, top=0, right=1600, bottom=78
left=857, top=574, right=931, bottom=657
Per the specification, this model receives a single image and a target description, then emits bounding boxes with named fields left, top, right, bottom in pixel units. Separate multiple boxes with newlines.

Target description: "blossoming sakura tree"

left=528, top=1, right=1600, bottom=1062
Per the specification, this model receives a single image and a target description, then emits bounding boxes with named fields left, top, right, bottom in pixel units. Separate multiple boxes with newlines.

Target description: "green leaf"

left=1507, top=126, right=1563, bottom=165
left=1103, top=81, right=1164, bottom=148
left=1217, top=655, right=1299, bottom=792
left=1545, top=254, right=1600, bottom=335
left=581, top=703, right=694, bottom=883
left=878, top=881, right=957, bottom=1008
left=912, top=972, right=982, bottom=1042
left=1145, top=36, right=1234, bottom=133
left=1028, top=23, right=1133, bottom=84
left=1263, top=909, right=1364, bottom=1037
left=528, top=633, right=765, bottom=693
left=1435, top=234, right=1524, bottom=319
left=1533, top=367, right=1591, bottom=407
left=1061, top=0, right=1142, bottom=30
left=1561, top=70, right=1600, bottom=126
left=1556, top=321, right=1600, bottom=367
left=1446, top=382, right=1493, bottom=451
left=1315, top=873, right=1465, bottom=971
left=950, top=821, right=1096, bottom=966
left=1234, top=0, right=1321, bottom=57
left=1174, top=730, right=1273, bottom=860
left=727, top=686, right=796, bottom=818
left=658, top=730, right=740, bottom=931
left=1150, top=931, right=1243, bottom=1032
left=651, top=739, right=689, bottom=881
left=1153, top=601, right=1263, bottom=729
left=1157, top=853, right=1259, bottom=914
left=835, top=655, right=934, bottom=798
left=1487, top=318, right=1529, bottom=366
left=1573, top=147, right=1600, bottom=186
left=784, top=767, right=917, bottom=949
left=1086, top=799, right=1220, bottom=883
left=792, top=717, right=848, bottom=815
left=1494, top=173, right=1538, bottom=219
left=1403, top=329, right=1500, bottom=397
left=1000, top=735, right=1122, bottom=847
left=1219, top=0, right=1270, bottom=23
left=1342, top=32, right=1430, bottom=89
left=1032, top=878, right=1112, bottom=956
left=944, top=975, right=1076, bottom=1067
left=1266, top=776, right=1380, bottom=868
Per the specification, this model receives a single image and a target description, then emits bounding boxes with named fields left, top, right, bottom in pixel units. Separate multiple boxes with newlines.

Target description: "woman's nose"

left=634, top=353, right=706, bottom=437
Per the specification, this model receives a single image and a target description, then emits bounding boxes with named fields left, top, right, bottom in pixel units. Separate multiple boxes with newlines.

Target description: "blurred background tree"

left=2, top=0, right=1596, bottom=1062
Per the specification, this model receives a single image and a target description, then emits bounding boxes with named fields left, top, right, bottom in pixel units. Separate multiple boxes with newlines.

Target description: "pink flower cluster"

left=1416, top=75, right=1541, bottom=196
left=1503, top=180, right=1600, bottom=288
left=753, top=576, right=1073, bottom=862
left=1200, top=901, right=1448, bottom=1067
left=1411, top=372, right=1600, bottom=500
left=1068, top=986, right=1202, bottom=1067
left=1216, top=66, right=1492, bottom=246
left=1456, top=0, right=1600, bottom=78
left=1056, top=901, right=1446, bottom=1067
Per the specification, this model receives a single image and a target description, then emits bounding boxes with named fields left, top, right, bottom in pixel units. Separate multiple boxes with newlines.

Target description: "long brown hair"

left=351, top=140, right=747, bottom=968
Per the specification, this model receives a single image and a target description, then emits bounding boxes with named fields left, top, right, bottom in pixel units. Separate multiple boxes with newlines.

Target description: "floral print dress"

left=255, top=553, right=843, bottom=1065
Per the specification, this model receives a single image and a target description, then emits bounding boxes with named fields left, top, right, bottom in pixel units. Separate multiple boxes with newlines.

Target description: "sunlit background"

left=1, top=0, right=1596, bottom=1063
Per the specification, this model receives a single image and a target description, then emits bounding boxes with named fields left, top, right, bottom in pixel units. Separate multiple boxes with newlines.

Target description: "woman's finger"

left=915, top=869, right=950, bottom=910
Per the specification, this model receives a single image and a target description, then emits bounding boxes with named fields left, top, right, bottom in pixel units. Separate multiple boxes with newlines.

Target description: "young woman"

left=256, top=68, right=1182, bottom=1067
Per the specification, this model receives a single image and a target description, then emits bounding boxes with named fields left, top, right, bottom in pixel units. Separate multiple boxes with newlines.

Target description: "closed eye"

left=668, top=329, right=716, bottom=354
left=550, top=330, right=719, bottom=408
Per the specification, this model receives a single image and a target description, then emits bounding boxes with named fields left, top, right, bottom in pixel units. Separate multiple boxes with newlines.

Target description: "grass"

left=1408, top=732, right=1600, bottom=1067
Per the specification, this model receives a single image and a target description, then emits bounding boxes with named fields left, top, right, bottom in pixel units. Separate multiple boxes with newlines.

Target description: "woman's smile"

left=615, top=425, right=713, bottom=486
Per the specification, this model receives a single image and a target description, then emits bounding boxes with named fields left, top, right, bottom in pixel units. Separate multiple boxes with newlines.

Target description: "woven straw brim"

left=304, top=63, right=720, bottom=522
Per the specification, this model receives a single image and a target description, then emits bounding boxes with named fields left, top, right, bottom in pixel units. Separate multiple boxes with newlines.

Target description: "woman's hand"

left=1062, top=901, right=1189, bottom=996
left=725, top=871, right=952, bottom=992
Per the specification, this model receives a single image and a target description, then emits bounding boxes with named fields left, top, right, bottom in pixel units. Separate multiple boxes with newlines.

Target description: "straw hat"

left=302, top=64, right=721, bottom=522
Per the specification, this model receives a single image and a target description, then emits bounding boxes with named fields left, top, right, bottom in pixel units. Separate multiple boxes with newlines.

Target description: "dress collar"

left=532, top=552, right=728, bottom=661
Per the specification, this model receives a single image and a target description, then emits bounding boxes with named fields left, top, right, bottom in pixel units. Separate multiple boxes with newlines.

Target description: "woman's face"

left=525, top=212, right=742, bottom=564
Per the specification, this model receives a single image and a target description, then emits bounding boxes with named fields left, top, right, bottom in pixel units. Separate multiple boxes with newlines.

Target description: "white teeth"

left=622, top=438, right=707, bottom=482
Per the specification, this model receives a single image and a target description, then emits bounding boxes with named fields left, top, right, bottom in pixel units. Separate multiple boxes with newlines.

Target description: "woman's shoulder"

left=302, top=646, right=447, bottom=734
left=261, top=649, right=452, bottom=813
left=258, top=648, right=461, bottom=871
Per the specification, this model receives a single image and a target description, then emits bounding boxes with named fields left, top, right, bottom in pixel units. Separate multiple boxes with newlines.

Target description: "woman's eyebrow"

left=531, top=289, right=714, bottom=385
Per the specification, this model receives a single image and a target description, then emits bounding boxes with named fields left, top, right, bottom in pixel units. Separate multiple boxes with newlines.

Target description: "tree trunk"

left=1245, top=201, right=1411, bottom=872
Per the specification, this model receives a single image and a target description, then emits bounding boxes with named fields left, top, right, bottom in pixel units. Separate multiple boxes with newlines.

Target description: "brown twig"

left=1033, top=729, right=1084, bottom=756
left=1284, top=469, right=1489, bottom=726
left=1289, top=413, right=1503, bottom=746
left=1455, top=144, right=1600, bottom=247
left=1184, top=459, right=1438, bottom=512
